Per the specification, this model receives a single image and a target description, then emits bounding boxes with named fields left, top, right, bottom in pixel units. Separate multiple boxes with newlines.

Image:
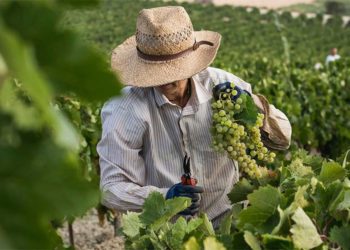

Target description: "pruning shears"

left=181, top=155, right=198, bottom=186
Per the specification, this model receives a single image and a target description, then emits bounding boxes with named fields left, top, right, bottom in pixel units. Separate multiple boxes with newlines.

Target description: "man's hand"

left=213, top=81, right=251, bottom=102
left=166, top=183, right=204, bottom=216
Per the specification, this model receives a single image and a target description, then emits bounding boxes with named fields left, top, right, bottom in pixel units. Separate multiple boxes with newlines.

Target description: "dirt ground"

left=57, top=209, right=124, bottom=250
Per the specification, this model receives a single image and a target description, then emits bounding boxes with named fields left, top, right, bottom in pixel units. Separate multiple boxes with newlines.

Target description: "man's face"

left=156, top=79, right=188, bottom=101
left=331, top=48, right=337, bottom=55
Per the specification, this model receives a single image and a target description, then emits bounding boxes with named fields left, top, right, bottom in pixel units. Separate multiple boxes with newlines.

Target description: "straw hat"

left=111, top=6, right=221, bottom=87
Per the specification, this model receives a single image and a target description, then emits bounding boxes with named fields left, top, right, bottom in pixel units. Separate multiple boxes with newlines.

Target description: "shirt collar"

left=153, top=76, right=212, bottom=109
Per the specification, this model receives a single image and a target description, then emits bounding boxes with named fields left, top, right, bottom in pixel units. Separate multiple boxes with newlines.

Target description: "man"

left=97, top=6, right=291, bottom=227
left=325, top=47, right=341, bottom=65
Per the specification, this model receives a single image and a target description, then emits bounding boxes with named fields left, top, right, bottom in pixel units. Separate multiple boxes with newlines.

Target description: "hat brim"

left=110, top=31, right=221, bottom=87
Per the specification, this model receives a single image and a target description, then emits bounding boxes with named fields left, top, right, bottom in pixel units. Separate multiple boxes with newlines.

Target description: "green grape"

left=219, top=110, right=226, bottom=116
left=216, top=126, right=223, bottom=133
left=225, top=120, right=232, bottom=127
left=210, top=81, right=276, bottom=179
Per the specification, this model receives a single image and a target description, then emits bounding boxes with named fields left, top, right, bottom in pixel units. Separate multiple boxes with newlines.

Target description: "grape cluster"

left=211, top=83, right=276, bottom=179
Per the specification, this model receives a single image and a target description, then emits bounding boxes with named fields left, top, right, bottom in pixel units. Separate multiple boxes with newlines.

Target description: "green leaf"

left=129, top=235, right=152, bottom=250
left=262, top=234, right=294, bottom=250
left=204, top=237, right=226, bottom=250
left=312, top=181, right=343, bottom=212
left=187, top=218, right=204, bottom=234
left=0, top=128, right=99, bottom=249
left=165, top=217, right=187, bottom=250
left=235, top=94, right=259, bottom=126
left=290, top=207, right=322, bottom=249
left=336, top=190, right=350, bottom=210
left=139, top=192, right=191, bottom=231
left=329, top=225, right=350, bottom=250
left=342, top=150, right=350, bottom=169
left=329, top=189, right=350, bottom=221
left=219, top=210, right=233, bottom=235
left=243, top=231, right=261, bottom=250
left=149, top=229, right=167, bottom=250
left=0, top=79, right=42, bottom=130
left=199, top=213, right=215, bottom=236
left=0, top=16, right=80, bottom=151
left=231, top=232, right=252, bottom=250
left=272, top=185, right=309, bottom=235
left=319, top=162, right=346, bottom=184
left=0, top=52, right=7, bottom=84
left=2, top=1, right=121, bottom=102
left=237, top=186, right=281, bottom=231
left=183, top=237, right=200, bottom=250
left=121, top=211, right=142, bottom=238
left=288, top=159, right=314, bottom=179
left=228, top=178, right=255, bottom=204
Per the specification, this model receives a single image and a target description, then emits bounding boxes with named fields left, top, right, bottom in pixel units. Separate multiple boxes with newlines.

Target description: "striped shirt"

left=97, top=67, right=291, bottom=224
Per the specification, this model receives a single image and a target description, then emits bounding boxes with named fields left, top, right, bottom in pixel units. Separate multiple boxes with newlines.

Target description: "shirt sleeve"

left=251, top=94, right=292, bottom=150
left=97, top=101, right=168, bottom=212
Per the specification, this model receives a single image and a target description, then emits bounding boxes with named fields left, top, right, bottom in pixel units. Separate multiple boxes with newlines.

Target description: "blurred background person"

left=325, top=47, right=341, bottom=64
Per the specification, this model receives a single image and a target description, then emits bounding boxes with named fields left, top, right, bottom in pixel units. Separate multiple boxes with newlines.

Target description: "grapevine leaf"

left=2, top=1, right=121, bottom=102
left=219, top=210, right=233, bottom=235
left=342, top=150, right=350, bottom=169
left=148, top=228, right=167, bottom=250
left=329, top=225, right=350, bottom=250
left=232, top=232, right=251, bottom=250
left=290, top=207, right=322, bottom=249
left=329, top=189, right=350, bottom=221
left=272, top=185, right=309, bottom=235
left=204, top=237, right=226, bottom=250
left=165, top=217, right=187, bottom=250
left=199, top=213, right=215, bottom=236
left=235, top=94, right=258, bottom=126
left=0, top=79, right=42, bottom=129
left=121, top=211, right=142, bottom=238
left=237, top=186, right=281, bottom=231
left=261, top=234, right=294, bottom=250
left=228, top=178, right=255, bottom=204
left=292, top=149, right=324, bottom=172
left=130, top=235, right=152, bottom=250
left=288, top=158, right=314, bottom=179
left=319, top=161, right=346, bottom=184
left=336, top=190, right=350, bottom=210
left=0, top=15, right=80, bottom=151
left=139, top=192, right=191, bottom=231
left=187, top=218, right=204, bottom=234
left=183, top=237, right=200, bottom=250
left=243, top=231, right=261, bottom=250
left=0, top=128, right=99, bottom=249
left=0, top=52, right=7, bottom=84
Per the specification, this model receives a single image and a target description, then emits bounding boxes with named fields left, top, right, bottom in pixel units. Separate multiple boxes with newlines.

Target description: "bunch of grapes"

left=211, top=82, right=276, bottom=179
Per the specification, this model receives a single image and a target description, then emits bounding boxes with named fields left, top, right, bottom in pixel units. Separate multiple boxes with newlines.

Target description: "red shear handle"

left=181, top=175, right=198, bottom=186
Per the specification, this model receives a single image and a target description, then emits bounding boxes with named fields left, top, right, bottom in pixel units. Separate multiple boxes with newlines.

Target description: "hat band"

left=136, top=40, right=214, bottom=62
